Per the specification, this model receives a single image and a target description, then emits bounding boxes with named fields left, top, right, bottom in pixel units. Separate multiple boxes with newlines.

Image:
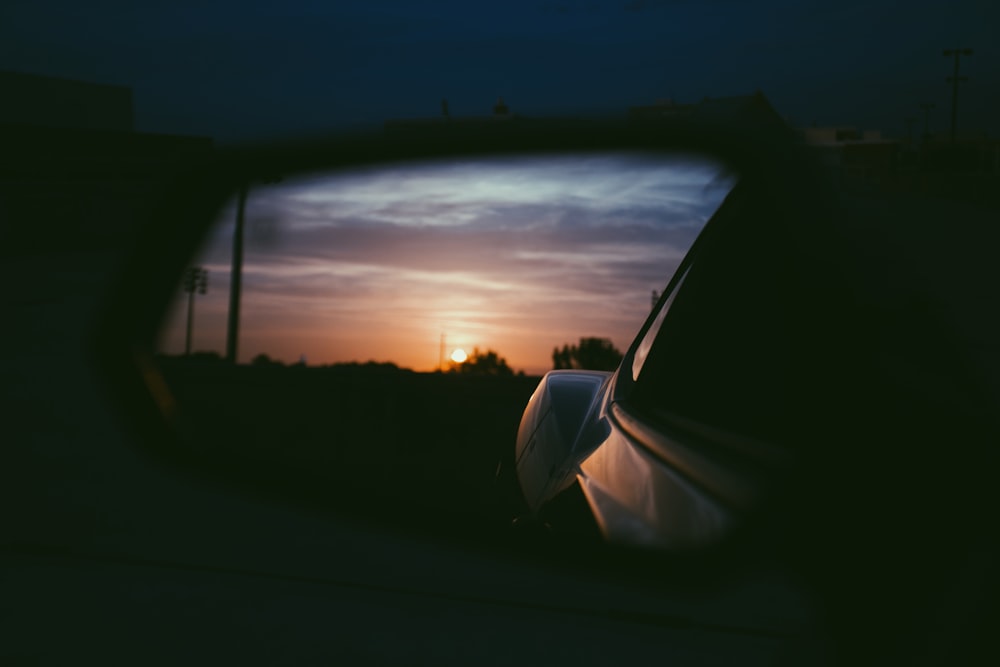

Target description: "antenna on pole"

left=440, top=331, right=446, bottom=372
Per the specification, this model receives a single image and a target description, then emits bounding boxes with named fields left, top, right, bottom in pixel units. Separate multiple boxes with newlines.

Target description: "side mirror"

left=513, top=370, right=612, bottom=512
left=95, top=119, right=818, bottom=549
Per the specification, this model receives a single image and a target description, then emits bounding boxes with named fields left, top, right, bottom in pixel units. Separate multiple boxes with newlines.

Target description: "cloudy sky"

left=159, top=154, right=732, bottom=373
left=2, top=1, right=996, bottom=141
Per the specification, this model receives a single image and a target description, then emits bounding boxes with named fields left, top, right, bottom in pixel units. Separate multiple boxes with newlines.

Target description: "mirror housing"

left=515, top=370, right=612, bottom=510
left=93, top=117, right=826, bottom=530
left=86, top=111, right=1000, bottom=666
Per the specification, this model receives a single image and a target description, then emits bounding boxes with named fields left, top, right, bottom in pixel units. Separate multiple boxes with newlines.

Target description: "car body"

left=510, top=166, right=999, bottom=660
left=511, top=181, right=795, bottom=548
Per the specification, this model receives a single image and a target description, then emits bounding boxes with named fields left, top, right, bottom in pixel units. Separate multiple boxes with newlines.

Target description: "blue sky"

left=3, top=1, right=996, bottom=142
left=159, top=154, right=732, bottom=373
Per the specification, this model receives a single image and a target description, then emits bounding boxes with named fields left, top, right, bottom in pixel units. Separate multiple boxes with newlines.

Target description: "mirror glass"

left=153, top=152, right=736, bottom=537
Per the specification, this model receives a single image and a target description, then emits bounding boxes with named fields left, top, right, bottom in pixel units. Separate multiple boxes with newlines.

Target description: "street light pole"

left=183, top=266, right=208, bottom=356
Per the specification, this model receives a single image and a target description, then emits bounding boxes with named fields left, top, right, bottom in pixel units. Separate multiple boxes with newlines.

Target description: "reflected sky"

left=159, top=153, right=733, bottom=374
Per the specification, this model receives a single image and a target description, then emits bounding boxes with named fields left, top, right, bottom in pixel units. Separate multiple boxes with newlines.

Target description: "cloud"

left=166, top=154, right=732, bottom=370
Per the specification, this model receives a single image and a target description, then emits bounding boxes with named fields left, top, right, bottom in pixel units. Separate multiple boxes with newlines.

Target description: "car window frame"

left=606, top=181, right=793, bottom=511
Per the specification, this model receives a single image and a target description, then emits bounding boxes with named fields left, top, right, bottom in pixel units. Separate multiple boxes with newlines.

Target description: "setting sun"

left=159, top=155, right=733, bottom=374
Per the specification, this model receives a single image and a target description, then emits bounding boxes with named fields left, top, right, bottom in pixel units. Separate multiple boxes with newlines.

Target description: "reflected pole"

left=226, top=184, right=248, bottom=364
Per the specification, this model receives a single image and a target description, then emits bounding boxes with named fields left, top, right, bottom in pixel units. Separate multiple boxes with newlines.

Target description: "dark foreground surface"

left=4, top=186, right=998, bottom=664
left=3, top=325, right=823, bottom=665
left=157, top=358, right=543, bottom=533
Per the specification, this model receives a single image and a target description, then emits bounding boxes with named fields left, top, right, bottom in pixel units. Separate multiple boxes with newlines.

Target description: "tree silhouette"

left=451, top=347, right=514, bottom=376
left=251, top=353, right=283, bottom=367
left=552, top=337, right=623, bottom=371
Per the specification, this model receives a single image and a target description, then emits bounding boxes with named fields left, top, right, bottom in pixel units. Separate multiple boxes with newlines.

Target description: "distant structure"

left=388, top=93, right=790, bottom=136
left=385, top=97, right=519, bottom=133
left=799, top=120, right=998, bottom=200
left=0, top=69, right=134, bottom=132
left=0, top=71, right=212, bottom=254
left=798, top=125, right=898, bottom=190
left=384, top=90, right=997, bottom=204
left=629, top=90, right=788, bottom=134
left=627, top=98, right=695, bottom=120
left=800, top=126, right=885, bottom=143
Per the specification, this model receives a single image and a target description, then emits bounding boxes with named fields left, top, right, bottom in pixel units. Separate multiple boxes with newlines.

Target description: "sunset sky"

left=159, top=153, right=733, bottom=374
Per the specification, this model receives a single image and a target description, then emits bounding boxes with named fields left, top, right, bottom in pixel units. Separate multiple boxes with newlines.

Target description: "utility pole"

left=943, top=48, right=973, bottom=143
left=919, top=102, right=935, bottom=142
left=225, top=184, right=248, bottom=364
left=183, top=266, right=208, bottom=356
left=224, top=175, right=282, bottom=365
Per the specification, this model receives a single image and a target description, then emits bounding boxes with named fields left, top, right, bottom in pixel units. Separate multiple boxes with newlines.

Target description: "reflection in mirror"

left=154, top=153, right=735, bottom=538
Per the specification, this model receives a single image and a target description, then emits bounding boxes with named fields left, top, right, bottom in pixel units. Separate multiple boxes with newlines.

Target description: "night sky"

left=3, top=1, right=997, bottom=142
left=5, top=1, right=996, bottom=371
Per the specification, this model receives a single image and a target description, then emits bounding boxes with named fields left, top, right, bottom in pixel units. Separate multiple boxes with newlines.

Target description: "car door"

left=570, top=181, right=800, bottom=548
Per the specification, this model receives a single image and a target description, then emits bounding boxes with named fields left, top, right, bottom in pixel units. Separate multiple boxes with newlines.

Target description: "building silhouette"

left=0, top=69, right=134, bottom=132
left=384, top=96, right=521, bottom=134
left=629, top=90, right=788, bottom=134
left=1, top=70, right=213, bottom=255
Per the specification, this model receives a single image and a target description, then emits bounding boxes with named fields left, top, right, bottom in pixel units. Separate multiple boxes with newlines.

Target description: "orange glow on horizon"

left=157, top=155, right=735, bottom=376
